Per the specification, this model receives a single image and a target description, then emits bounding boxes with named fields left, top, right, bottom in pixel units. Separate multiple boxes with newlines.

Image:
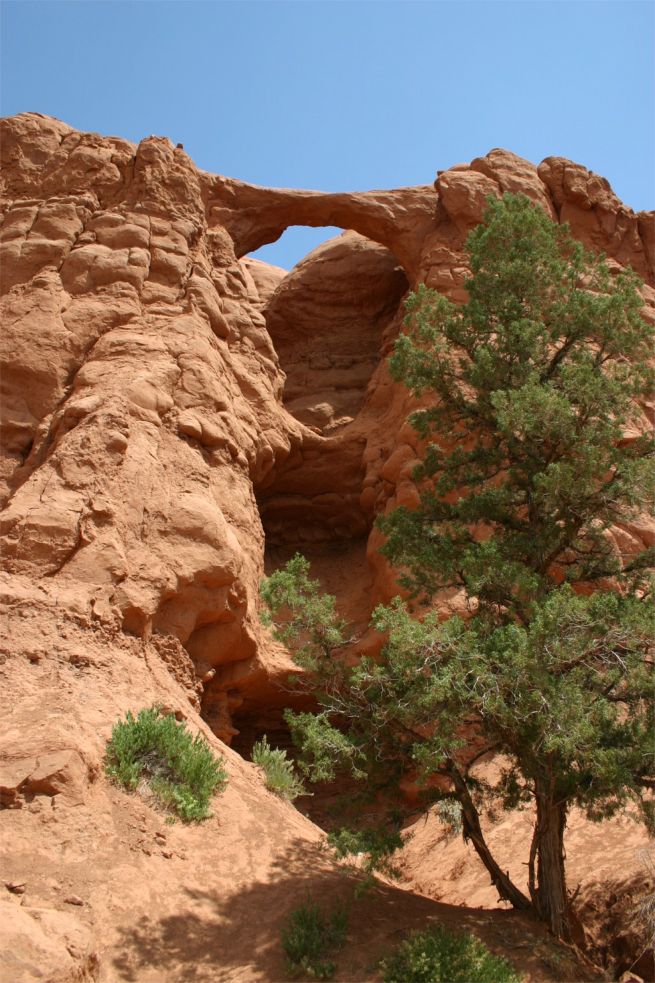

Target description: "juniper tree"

left=262, top=195, right=655, bottom=941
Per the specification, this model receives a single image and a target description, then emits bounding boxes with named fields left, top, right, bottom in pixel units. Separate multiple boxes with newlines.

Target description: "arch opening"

left=247, top=224, right=343, bottom=271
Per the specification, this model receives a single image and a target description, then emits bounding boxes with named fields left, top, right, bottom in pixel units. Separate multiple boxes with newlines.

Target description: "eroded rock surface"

left=1, top=113, right=653, bottom=981
left=2, top=115, right=653, bottom=740
left=265, top=231, right=408, bottom=433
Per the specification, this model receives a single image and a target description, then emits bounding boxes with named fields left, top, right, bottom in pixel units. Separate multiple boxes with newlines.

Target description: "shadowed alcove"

left=251, top=229, right=408, bottom=547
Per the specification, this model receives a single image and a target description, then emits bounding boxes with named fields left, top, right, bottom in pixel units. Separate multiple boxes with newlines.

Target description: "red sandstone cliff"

left=1, top=113, right=652, bottom=981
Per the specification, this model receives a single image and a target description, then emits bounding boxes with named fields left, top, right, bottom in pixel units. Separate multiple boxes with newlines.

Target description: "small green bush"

left=436, top=798, right=463, bottom=837
left=104, top=706, right=227, bottom=822
left=252, top=735, right=306, bottom=801
left=281, top=900, right=348, bottom=980
left=380, top=925, right=520, bottom=983
left=328, top=825, right=403, bottom=876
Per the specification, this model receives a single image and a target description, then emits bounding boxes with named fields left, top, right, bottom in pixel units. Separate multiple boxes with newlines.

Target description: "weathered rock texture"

left=1, top=113, right=653, bottom=981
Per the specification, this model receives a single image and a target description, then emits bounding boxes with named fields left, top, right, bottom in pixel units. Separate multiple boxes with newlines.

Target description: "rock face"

left=1, top=115, right=653, bottom=743
left=265, top=231, right=408, bottom=435
left=0, top=114, right=653, bottom=981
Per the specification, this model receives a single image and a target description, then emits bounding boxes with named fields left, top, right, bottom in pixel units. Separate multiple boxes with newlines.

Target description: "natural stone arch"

left=205, top=175, right=439, bottom=278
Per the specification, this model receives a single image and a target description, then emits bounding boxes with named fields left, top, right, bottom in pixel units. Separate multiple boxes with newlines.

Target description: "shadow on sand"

left=110, top=837, right=591, bottom=982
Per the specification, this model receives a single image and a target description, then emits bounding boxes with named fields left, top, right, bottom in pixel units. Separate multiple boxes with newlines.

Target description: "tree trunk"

left=448, top=762, right=531, bottom=911
left=533, top=777, right=571, bottom=941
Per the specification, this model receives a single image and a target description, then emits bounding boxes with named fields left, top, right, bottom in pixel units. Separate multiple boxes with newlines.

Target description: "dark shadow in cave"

left=219, top=229, right=408, bottom=787
left=253, top=229, right=408, bottom=550
left=229, top=537, right=382, bottom=835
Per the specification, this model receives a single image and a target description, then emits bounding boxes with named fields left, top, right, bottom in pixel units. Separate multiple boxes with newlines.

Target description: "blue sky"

left=2, top=1, right=653, bottom=268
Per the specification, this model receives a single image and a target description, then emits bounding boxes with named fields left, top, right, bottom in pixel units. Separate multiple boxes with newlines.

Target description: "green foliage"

left=261, top=195, right=655, bottom=939
left=436, top=799, right=463, bottom=837
left=104, top=706, right=227, bottom=822
left=260, top=553, right=347, bottom=672
left=281, top=900, right=348, bottom=980
left=284, top=709, right=366, bottom=783
left=380, top=193, right=654, bottom=614
left=327, top=825, right=404, bottom=877
left=380, top=925, right=520, bottom=983
left=369, top=589, right=655, bottom=821
left=251, top=735, right=306, bottom=801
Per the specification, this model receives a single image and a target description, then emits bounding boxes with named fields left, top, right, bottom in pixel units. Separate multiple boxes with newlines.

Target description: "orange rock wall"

left=1, top=114, right=653, bottom=746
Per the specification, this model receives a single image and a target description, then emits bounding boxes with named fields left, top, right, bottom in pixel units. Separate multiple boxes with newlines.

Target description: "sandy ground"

left=0, top=592, right=611, bottom=983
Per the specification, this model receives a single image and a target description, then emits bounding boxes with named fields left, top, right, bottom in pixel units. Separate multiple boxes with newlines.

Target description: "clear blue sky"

left=2, top=1, right=653, bottom=269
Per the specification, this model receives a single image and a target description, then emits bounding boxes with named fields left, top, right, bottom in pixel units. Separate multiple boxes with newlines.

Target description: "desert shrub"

left=327, top=825, right=403, bottom=876
left=380, top=925, right=519, bottom=983
left=281, top=900, right=348, bottom=980
left=436, top=798, right=463, bottom=837
left=252, top=734, right=306, bottom=801
left=104, top=706, right=227, bottom=821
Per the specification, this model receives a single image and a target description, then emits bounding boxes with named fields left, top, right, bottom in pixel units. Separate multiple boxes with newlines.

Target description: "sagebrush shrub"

left=281, top=900, right=348, bottom=980
left=380, top=925, right=519, bottom=983
left=104, top=706, right=227, bottom=821
left=327, top=825, right=403, bottom=876
left=436, top=799, right=463, bottom=837
left=252, top=735, right=306, bottom=801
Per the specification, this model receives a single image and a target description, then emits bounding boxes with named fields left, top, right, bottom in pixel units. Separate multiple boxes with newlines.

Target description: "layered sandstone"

left=1, top=113, right=653, bottom=981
